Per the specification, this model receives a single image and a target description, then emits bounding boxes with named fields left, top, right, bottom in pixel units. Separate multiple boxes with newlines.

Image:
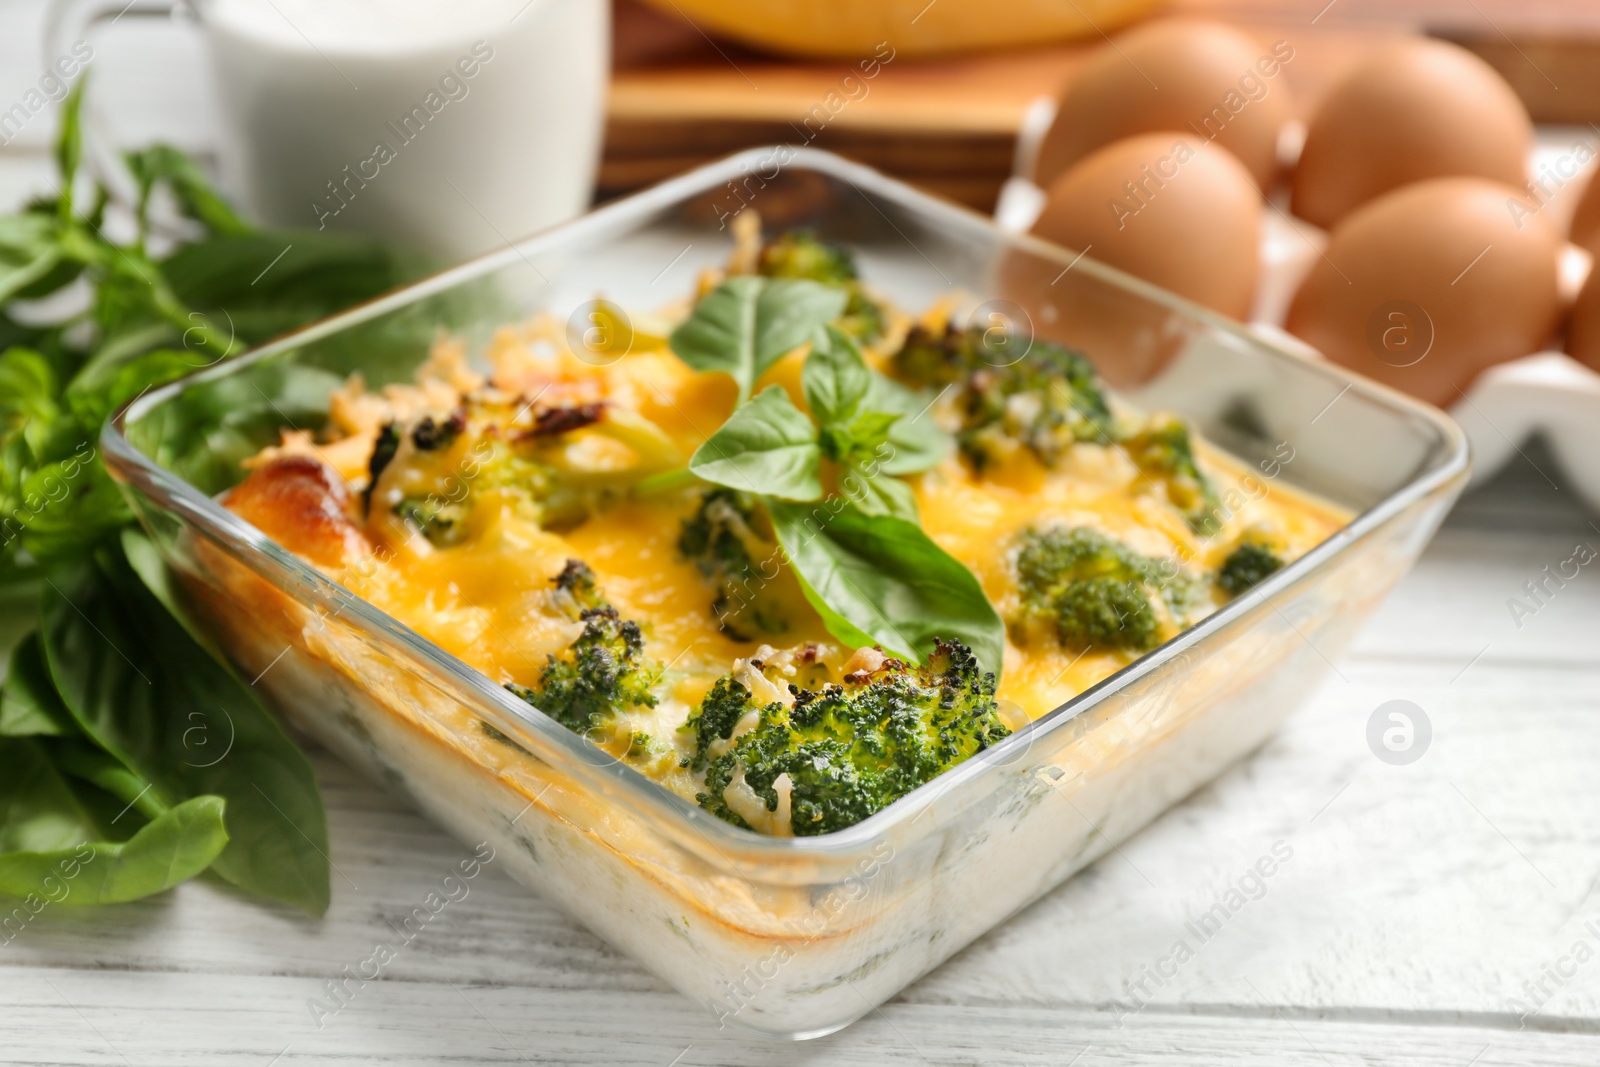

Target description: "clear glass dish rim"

left=101, top=146, right=1472, bottom=867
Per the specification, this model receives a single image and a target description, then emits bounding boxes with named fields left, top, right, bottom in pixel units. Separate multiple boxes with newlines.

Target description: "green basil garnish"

left=768, top=499, right=1004, bottom=674
left=668, top=276, right=847, bottom=402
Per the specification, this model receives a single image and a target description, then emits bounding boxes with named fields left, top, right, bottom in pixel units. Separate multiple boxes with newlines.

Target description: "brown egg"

left=994, top=243, right=1194, bottom=389
left=1285, top=177, right=1561, bottom=408
left=1292, top=38, right=1532, bottom=230
left=1035, top=18, right=1293, bottom=191
left=1569, top=165, right=1600, bottom=256
left=1031, top=133, right=1262, bottom=321
left=1566, top=264, right=1600, bottom=371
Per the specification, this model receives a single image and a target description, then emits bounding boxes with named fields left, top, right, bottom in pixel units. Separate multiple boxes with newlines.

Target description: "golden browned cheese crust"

left=223, top=455, right=371, bottom=570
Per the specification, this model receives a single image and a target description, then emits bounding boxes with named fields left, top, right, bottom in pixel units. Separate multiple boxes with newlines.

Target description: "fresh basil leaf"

left=49, top=740, right=167, bottom=821
left=125, top=357, right=343, bottom=495
left=64, top=348, right=197, bottom=429
left=0, top=215, right=64, bottom=304
left=119, top=528, right=239, bottom=679
left=49, top=795, right=229, bottom=905
left=0, top=348, right=62, bottom=456
left=41, top=553, right=330, bottom=914
left=0, top=737, right=97, bottom=852
left=54, top=82, right=85, bottom=213
left=850, top=409, right=901, bottom=442
left=768, top=499, right=1004, bottom=674
left=16, top=457, right=131, bottom=565
left=0, top=739, right=228, bottom=905
left=822, top=409, right=903, bottom=464
left=869, top=373, right=953, bottom=476
left=800, top=325, right=950, bottom=474
left=801, top=325, right=871, bottom=427
left=124, top=144, right=252, bottom=238
left=119, top=528, right=182, bottom=621
left=669, top=277, right=847, bottom=401
left=689, top=385, right=822, bottom=500
left=90, top=255, right=171, bottom=343
left=840, top=464, right=920, bottom=522
left=1, top=632, right=74, bottom=737
left=161, top=231, right=433, bottom=351
left=0, top=308, right=57, bottom=356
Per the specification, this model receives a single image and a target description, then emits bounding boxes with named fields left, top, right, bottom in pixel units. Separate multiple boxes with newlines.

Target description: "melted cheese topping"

left=232, top=302, right=1347, bottom=787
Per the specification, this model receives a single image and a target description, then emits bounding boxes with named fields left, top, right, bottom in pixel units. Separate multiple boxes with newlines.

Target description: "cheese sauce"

left=240, top=311, right=1344, bottom=725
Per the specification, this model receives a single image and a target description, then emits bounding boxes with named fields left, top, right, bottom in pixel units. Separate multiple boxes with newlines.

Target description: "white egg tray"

left=995, top=103, right=1600, bottom=507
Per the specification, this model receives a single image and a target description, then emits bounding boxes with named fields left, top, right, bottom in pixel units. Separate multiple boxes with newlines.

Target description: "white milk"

left=199, top=0, right=607, bottom=259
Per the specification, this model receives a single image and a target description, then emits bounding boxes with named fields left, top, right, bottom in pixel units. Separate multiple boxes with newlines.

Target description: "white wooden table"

left=5, top=443, right=1597, bottom=1067
left=4, top=13, right=1600, bottom=1064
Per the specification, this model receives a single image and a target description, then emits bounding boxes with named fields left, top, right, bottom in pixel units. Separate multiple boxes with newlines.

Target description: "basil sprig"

left=668, top=276, right=847, bottom=402
left=671, top=278, right=1001, bottom=674
left=767, top=500, right=1004, bottom=676
left=0, top=82, right=424, bottom=911
left=0, top=738, right=229, bottom=906
left=688, top=384, right=823, bottom=501
left=688, top=325, right=949, bottom=520
left=37, top=543, right=331, bottom=914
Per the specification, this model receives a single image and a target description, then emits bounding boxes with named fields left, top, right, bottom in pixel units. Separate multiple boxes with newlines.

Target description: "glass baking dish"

left=102, top=147, right=1469, bottom=1040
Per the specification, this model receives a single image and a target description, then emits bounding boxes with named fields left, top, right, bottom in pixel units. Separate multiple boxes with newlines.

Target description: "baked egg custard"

left=223, top=224, right=1346, bottom=837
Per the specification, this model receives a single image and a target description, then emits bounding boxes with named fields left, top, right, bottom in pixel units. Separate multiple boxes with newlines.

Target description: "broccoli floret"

left=363, top=422, right=401, bottom=515
left=411, top=412, right=464, bottom=451
left=890, top=324, right=1114, bottom=471
left=684, top=640, right=1010, bottom=836
left=758, top=230, right=858, bottom=285
left=1217, top=540, right=1284, bottom=595
left=370, top=398, right=681, bottom=539
left=1119, top=416, right=1221, bottom=535
left=677, top=488, right=788, bottom=640
left=386, top=434, right=582, bottom=535
left=1049, top=575, right=1160, bottom=650
left=506, top=560, right=662, bottom=734
left=480, top=719, right=532, bottom=756
left=395, top=495, right=469, bottom=547
left=1013, top=526, right=1200, bottom=653
left=891, top=329, right=1226, bottom=535
left=757, top=230, right=885, bottom=343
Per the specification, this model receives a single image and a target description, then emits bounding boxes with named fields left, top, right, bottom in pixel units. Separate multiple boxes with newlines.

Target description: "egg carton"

left=994, top=101, right=1600, bottom=507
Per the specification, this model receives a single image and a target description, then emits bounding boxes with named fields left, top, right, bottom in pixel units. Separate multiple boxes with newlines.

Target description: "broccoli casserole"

left=222, top=221, right=1345, bottom=838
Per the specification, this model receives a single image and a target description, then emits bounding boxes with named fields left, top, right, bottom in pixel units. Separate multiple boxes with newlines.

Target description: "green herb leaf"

left=801, top=325, right=872, bottom=428
left=1, top=633, right=74, bottom=737
left=54, top=81, right=85, bottom=215
left=17, top=454, right=131, bottom=565
left=868, top=374, right=952, bottom=475
left=40, top=552, right=330, bottom=914
left=124, top=144, right=251, bottom=238
left=124, top=357, right=343, bottom=495
left=801, top=325, right=950, bottom=474
left=0, top=215, right=65, bottom=304
left=161, top=231, right=432, bottom=351
left=0, top=738, right=97, bottom=853
left=840, top=463, right=920, bottom=522
left=768, top=499, right=1004, bottom=675
left=0, top=131, right=418, bottom=912
left=689, top=385, right=822, bottom=500
left=49, top=739, right=168, bottom=821
left=0, top=738, right=228, bottom=905
left=64, top=348, right=197, bottom=429
left=0, top=347, right=62, bottom=456
left=669, top=277, right=847, bottom=401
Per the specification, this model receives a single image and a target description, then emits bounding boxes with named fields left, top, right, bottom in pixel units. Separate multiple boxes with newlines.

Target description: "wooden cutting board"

left=603, top=0, right=1600, bottom=211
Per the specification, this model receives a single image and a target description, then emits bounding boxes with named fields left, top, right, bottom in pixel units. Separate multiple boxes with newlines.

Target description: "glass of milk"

left=44, top=0, right=609, bottom=260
